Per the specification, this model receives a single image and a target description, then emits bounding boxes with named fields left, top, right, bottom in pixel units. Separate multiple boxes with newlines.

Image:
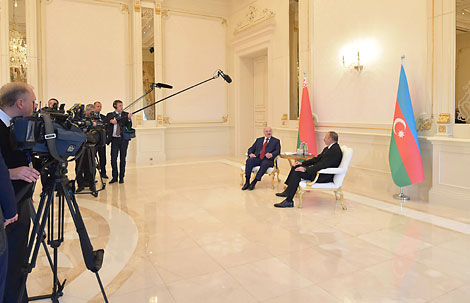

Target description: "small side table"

left=279, top=152, right=314, bottom=167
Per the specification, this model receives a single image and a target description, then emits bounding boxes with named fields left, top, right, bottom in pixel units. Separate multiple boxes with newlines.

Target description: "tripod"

left=75, top=143, right=106, bottom=197
left=18, top=159, right=108, bottom=303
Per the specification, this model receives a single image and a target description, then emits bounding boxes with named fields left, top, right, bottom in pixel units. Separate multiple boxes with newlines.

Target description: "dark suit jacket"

left=247, top=136, right=281, bottom=160
left=301, top=142, right=342, bottom=182
left=0, top=120, right=31, bottom=193
left=0, top=149, right=16, bottom=221
left=104, top=111, right=132, bottom=144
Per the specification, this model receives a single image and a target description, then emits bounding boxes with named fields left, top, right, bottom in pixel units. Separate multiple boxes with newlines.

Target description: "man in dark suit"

left=242, top=127, right=281, bottom=190
left=94, top=101, right=108, bottom=179
left=0, top=149, right=18, bottom=302
left=274, top=131, right=342, bottom=208
left=0, top=82, right=40, bottom=303
left=105, top=100, right=133, bottom=184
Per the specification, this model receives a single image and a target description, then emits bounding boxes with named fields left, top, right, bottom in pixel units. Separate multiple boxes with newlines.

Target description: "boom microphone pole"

left=123, top=83, right=173, bottom=111
left=132, top=69, right=232, bottom=115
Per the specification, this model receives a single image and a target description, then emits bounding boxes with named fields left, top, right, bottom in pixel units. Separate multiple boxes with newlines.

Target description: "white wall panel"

left=163, top=14, right=227, bottom=123
left=44, top=1, right=129, bottom=114
left=312, top=0, right=428, bottom=124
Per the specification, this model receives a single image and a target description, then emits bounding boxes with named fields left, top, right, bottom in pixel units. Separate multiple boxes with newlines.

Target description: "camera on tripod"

left=8, top=103, right=109, bottom=302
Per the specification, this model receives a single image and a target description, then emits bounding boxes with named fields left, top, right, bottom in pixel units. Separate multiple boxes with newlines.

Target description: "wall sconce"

left=343, top=51, right=363, bottom=72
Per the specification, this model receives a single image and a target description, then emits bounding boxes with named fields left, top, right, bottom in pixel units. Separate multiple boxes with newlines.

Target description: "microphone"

left=151, top=82, right=173, bottom=89
left=217, top=70, right=232, bottom=83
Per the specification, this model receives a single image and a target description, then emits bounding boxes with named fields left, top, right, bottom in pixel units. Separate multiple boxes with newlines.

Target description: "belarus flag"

left=389, top=64, right=425, bottom=187
left=297, top=76, right=317, bottom=155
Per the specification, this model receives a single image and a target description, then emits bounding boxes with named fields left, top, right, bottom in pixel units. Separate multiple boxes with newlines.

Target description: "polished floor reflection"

left=27, top=158, right=470, bottom=302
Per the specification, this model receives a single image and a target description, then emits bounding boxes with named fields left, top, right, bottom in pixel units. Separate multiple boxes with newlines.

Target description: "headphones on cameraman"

left=113, top=100, right=121, bottom=109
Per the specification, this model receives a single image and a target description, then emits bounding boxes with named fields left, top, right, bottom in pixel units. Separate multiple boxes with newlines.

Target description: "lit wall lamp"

left=342, top=51, right=363, bottom=72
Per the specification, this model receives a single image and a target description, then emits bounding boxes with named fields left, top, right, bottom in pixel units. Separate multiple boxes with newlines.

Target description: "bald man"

left=242, top=127, right=281, bottom=190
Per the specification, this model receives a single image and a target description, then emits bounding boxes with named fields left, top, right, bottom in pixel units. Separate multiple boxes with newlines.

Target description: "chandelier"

left=9, top=29, right=27, bottom=82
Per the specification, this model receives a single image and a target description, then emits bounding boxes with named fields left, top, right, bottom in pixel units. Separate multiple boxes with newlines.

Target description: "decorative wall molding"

left=234, top=6, right=275, bottom=34
left=166, top=114, right=228, bottom=125
left=44, top=0, right=129, bottom=14
left=161, top=8, right=226, bottom=24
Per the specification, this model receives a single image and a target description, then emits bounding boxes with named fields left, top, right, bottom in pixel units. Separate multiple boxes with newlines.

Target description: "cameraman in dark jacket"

left=0, top=82, right=40, bottom=303
left=105, top=100, right=133, bottom=184
left=93, top=101, right=108, bottom=179
left=75, top=104, right=97, bottom=193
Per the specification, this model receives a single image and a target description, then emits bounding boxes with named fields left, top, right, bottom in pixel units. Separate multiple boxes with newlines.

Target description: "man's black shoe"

left=274, top=199, right=294, bottom=208
left=275, top=189, right=288, bottom=197
left=109, top=179, right=118, bottom=184
left=101, top=174, right=109, bottom=179
left=241, top=182, right=250, bottom=190
left=119, top=179, right=124, bottom=184
left=248, top=180, right=257, bottom=190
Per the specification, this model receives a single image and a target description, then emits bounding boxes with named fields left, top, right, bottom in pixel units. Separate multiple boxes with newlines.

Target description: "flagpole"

left=401, top=55, right=405, bottom=66
left=393, top=187, right=410, bottom=201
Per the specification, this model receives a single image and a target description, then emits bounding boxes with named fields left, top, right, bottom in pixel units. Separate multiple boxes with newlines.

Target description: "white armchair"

left=240, top=156, right=281, bottom=189
left=297, top=145, right=353, bottom=209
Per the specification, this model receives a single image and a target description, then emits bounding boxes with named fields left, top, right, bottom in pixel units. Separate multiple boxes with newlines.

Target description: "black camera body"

left=11, top=114, right=86, bottom=159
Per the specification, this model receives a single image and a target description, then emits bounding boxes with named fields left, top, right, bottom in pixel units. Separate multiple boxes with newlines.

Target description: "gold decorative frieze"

left=234, top=6, right=275, bottom=34
left=437, top=113, right=450, bottom=124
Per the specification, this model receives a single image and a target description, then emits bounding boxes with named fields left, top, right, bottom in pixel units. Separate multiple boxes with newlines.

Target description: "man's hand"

left=110, top=119, right=117, bottom=124
left=265, top=153, right=273, bottom=159
left=295, top=166, right=306, bottom=172
left=293, top=161, right=302, bottom=166
left=4, top=214, right=18, bottom=228
left=9, top=166, right=40, bottom=183
left=249, top=153, right=256, bottom=158
left=128, top=112, right=133, bottom=119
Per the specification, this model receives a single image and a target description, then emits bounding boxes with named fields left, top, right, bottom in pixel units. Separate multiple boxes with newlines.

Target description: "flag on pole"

left=297, top=75, right=317, bottom=155
left=389, top=64, right=425, bottom=187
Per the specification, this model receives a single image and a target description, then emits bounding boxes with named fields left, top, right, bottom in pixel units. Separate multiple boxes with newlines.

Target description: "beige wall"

left=163, top=13, right=227, bottom=123
left=42, top=0, right=130, bottom=115
left=312, top=0, right=428, bottom=124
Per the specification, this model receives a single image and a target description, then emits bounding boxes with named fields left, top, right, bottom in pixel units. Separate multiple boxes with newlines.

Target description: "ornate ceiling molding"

left=234, top=6, right=275, bottom=34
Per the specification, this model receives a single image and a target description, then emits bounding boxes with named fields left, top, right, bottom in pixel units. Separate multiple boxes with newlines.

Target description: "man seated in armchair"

left=242, top=126, right=281, bottom=190
left=274, top=131, right=342, bottom=208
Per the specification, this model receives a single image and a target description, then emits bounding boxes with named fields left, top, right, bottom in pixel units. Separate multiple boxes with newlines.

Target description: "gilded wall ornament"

left=234, top=6, right=275, bottom=34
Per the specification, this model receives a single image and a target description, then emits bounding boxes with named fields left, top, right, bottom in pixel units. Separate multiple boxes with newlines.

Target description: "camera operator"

left=75, top=104, right=96, bottom=193
left=93, top=101, right=108, bottom=179
left=105, top=100, right=132, bottom=184
left=0, top=82, right=40, bottom=303
left=47, top=98, right=58, bottom=109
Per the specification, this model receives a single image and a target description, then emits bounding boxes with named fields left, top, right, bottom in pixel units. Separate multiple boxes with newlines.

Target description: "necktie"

left=260, top=138, right=269, bottom=160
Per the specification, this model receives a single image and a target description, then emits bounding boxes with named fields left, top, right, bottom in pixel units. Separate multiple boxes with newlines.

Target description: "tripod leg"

left=18, top=185, right=57, bottom=303
left=59, top=181, right=109, bottom=301
left=95, top=272, right=109, bottom=303
left=29, top=200, right=64, bottom=290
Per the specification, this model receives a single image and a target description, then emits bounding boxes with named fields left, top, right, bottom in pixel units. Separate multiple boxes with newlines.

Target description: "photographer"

left=0, top=82, right=40, bottom=303
left=75, top=104, right=96, bottom=193
left=105, top=100, right=132, bottom=184
left=93, top=101, right=108, bottom=179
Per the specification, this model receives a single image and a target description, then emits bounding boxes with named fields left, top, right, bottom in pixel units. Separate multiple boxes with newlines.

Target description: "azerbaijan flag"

left=389, top=64, right=425, bottom=187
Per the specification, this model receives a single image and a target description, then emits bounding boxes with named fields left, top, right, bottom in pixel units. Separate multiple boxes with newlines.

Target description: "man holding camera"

left=75, top=104, right=97, bottom=193
left=0, top=82, right=40, bottom=303
left=105, top=100, right=132, bottom=184
left=94, top=101, right=108, bottom=179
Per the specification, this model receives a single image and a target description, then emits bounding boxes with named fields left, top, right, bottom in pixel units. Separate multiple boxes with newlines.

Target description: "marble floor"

left=25, top=157, right=470, bottom=303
